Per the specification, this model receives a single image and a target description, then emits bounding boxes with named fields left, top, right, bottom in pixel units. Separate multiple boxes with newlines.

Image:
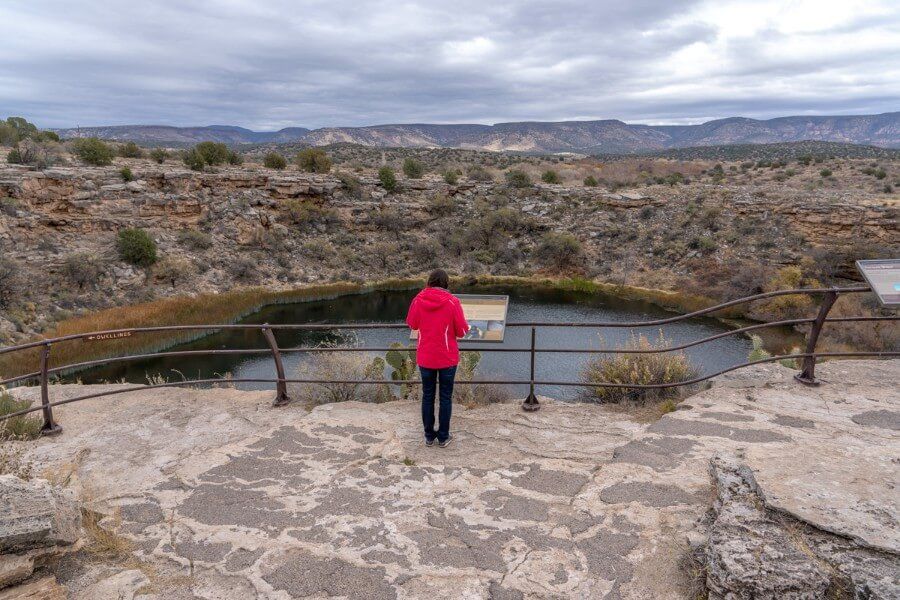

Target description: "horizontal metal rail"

left=1, top=315, right=893, bottom=388
left=0, top=284, right=896, bottom=433
left=1, top=351, right=897, bottom=424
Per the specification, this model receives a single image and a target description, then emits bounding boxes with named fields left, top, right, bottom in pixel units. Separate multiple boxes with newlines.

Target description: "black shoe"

left=425, top=436, right=435, bottom=447
left=438, top=434, right=453, bottom=448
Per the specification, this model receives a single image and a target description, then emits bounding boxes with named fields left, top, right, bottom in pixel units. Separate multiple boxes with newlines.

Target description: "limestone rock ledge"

left=705, top=455, right=899, bottom=599
left=5, top=359, right=899, bottom=599
left=0, top=475, right=81, bottom=597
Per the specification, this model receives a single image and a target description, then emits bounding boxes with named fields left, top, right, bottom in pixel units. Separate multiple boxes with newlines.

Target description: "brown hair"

left=426, top=269, right=449, bottom=289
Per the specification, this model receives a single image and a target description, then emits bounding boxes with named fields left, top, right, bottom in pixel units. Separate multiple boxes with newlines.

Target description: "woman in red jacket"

left=406, top=269, right=469, bottom=448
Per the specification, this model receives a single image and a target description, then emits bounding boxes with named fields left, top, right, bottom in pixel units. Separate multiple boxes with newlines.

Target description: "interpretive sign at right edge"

left=856, top=259, right=900, bottom=307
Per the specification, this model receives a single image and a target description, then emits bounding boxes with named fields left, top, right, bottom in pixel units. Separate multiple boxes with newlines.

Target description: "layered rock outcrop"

left=0, top=475, right=81, bottom=597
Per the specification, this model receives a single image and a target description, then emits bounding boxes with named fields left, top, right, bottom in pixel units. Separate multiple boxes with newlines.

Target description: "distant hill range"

left=53, top=112, right=900, bottom=153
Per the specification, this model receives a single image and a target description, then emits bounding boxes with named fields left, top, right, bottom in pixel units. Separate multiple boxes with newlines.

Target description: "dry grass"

left=81, top=506, right=132, bottom=557
left=581, top=333, right=700, bottom=404
left=822, top=293, right=900, bottom=352
left=679, top=544, right=710, bottom=600
left=469, top=275, right=733, bottom=319
left=0, top=389, right=42, bottom=439
left=0, top=278, right=419, bottom=380
left=292, top=344, right=393, bottom=405
left=594, top=158, right=709, bottom=186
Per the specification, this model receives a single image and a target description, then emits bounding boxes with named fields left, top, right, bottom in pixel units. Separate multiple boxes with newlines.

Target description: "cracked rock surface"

left=9, top=359, right=899, bottom=599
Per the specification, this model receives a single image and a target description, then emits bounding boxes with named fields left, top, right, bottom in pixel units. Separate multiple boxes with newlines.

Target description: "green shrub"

left=583, top=175, right=599, bottom=187
left=402, top=157, right=425, bottom=179
left=0, top=197, right=20, bottom=216
left=666, top=172, right=686, bottom=185
left=119, top=141, right=143, bottom=158
left=5, top=139, right=57, bottom=169
left=0, top=123, right=18, bottom=145
left=372, top=205, right=403, bottom=233
left=690, top=236, right=717, bottom=253
left=378, top=166, right=398, bottom=192
left=0, top=391, right=42, bottom=440
left=874, top=168, right=887, bottom=180
left=467, top=165, right=494, bottom=182
left=194, top=141, right=230, bottom=166
left=580, top=333, right=700, bottom=404
left=505, top=169, right=532, bottom=188
left=0, top=256, right=22, bottom=309
left=36, top=131, right=59, bottom=143
left=149, top=148, right=169, bottom=164
left=426, top=193, right=454, bottom=217
left=62, top=252, right=102, bottom=290
left=6, top=148, right=23, bottom=164
left=72, top=137, right=114, bottom=166
left=337, top=172, right=363, bottom=198
left=534, top=232, right=582, bottom=269
left=3, top=117, right=38, bottom=142
left=116, top=228, right=157, bottom=266
left=119, top=166, right=134, bottom=182
left=182, top=148, right=205, bottom=171
left=541, top=170, right=561, bottom=184
left=153, top=256, right=193, bottom=287
left=263, top=152, right=287, bottom=170
left=284, top=199, right=339, bottom=227
left=177, top=229, right=213, bottom=250
left=227, top=150, right=243, bottom=165
left=819, top=168, right=832, bottom=177
left=443, top=170, right=459, bottom=185
left=295, top=148, right=332, bottom=173
left=228, top=257, right=258, bottom=283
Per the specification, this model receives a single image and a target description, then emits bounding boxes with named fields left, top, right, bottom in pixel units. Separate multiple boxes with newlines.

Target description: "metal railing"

left=0, top=286, right=897, bottom=434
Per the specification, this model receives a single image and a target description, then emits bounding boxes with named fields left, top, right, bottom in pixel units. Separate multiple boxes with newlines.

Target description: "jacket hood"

left=415, top=287, right=454, bottom=311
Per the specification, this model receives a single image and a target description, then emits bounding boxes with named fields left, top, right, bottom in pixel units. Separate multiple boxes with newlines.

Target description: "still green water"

left=71, top=285, right=802, bottom=400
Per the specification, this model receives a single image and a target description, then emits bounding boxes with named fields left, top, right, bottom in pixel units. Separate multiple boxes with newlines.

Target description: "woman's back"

left=406, top=286, right=468, bottom=369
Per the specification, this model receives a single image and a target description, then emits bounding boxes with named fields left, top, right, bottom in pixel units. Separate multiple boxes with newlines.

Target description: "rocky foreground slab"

left=4, top=360, right=899, bottom=599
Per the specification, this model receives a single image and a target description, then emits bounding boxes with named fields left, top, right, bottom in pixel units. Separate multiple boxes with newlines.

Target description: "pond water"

left=72, top=285, right=803, bottom=400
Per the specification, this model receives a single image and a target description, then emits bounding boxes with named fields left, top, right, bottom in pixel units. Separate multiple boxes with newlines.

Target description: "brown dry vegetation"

left=1, top=141, right=896, bottom=381
left=0, top=279, right=418, bottom=379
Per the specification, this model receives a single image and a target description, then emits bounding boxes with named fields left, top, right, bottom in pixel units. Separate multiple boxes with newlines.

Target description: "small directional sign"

left=84, top=331, right=134, bottom=342
left=856, top=259, right=900, bottom=307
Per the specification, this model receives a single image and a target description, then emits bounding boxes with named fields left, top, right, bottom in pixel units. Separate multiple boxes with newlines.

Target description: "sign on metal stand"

left=856, top=259, right=900, bottom=307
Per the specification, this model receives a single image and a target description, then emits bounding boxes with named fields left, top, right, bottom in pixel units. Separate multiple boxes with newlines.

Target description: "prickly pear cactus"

left=459, top=351, right=481, bottom=376
left=364, top=356, right=394, bottom=403
left=386, top=343, right=417, bottom=399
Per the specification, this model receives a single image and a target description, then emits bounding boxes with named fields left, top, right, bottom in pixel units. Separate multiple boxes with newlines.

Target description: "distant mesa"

left=52, top=112, right=900, bottom=153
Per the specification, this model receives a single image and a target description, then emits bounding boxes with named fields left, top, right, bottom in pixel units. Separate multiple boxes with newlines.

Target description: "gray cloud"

left=1, top=0, right=898, bottom=129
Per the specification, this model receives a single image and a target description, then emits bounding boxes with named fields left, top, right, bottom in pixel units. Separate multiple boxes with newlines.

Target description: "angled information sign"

left=411, top=294, right=509, bottom=342
left=856, top=259, right=900, bottom=307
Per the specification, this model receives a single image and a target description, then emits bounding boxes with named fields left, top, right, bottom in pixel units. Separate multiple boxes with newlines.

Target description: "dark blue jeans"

left=420, top=366, right=457, bottom=443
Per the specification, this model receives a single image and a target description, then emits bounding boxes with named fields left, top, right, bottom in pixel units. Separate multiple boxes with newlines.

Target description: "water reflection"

left=73, top=285, right=803, bottom=400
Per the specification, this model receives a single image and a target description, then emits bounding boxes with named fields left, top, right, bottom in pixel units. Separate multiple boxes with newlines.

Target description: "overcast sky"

left=2, top=0, right=898, bottom=130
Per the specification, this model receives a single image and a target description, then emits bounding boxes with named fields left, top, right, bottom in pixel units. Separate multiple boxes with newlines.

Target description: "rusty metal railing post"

left=522, top=326, right=540, bottom=411
left=261, top=325, right=291, bottom=406
left=794, top=290, right=838, bottom=386
left=39, top=342, right=62, bottom=435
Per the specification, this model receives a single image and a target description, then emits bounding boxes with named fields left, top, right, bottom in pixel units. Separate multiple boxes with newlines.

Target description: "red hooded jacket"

left=406, top=287, right=470, bottom=369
